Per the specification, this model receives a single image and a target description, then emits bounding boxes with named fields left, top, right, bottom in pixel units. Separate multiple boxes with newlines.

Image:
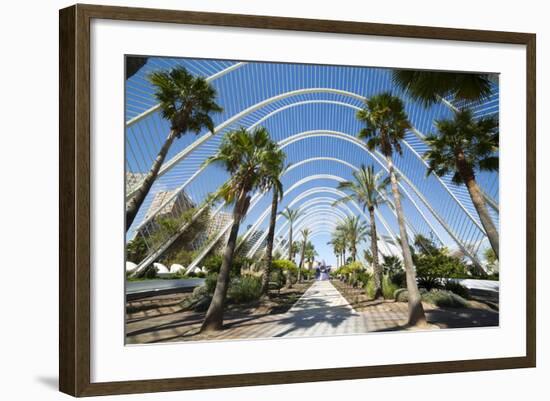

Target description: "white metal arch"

left=188, top=153, right=482, bottom=272
left=246, top=183, right=403, bottom=264
left=277, top=130, right=485, bottom=265
left=126, top=62, right=249, bottom=126
left=284, top=155, right=446, bottom=245
left=132, top=92, right=494, bottom=223
left=272, top=200, right=398, bottom=260
left=135, top=132, right=475, bottom=277
left=258, top=186, right=399, bottom=257
left=244, top=198, right=352, bottom=258
left=134, top=95, right=489, bottom=239
left=238, top=152, right=444, bottom=254
left=126, top=87, right=366, bottom=201
left=274, top=217, right=389, bottom=263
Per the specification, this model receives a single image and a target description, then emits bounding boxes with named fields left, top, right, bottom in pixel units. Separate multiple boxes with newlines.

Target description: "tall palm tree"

left=304, top=242, right=317, bottom=264
left=126, top=67, right=222, bottom=230
left=392, top=70, right=493, bottom=107
left=334, top=165, right=390, bottom=299
left=328, top=234, right=345, bottom=268
left=200, top=127, right=285, bottom=332
left=337, top=216, right=368, bottom=263
left=279, top=207, right=304, bottom=262
left=357, top=92, right=426, bottom=326
left=424, top=108, right=499, bottom=258
left=260, top=169, right=286, bottom=296
left=297, top=228, right=311, bottom=282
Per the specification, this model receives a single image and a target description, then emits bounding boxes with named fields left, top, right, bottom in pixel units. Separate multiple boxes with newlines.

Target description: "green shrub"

left=203, top=273, right=263, bottom=304
left=356, top=271, right=371, bottom=289
left=422, top=290, right=469, bottom=308
left=382, top=275, right=399, bottom=299
left=143, top=265, right=158, bottom=279
left=443, top=280, right=470, bottom=299
left=203, top=254, right=251, bottom=276
left=126, top=236, right=148, bottom=263
left=364, top=274, right=398, bottom=300
left=232, top=257, right=253, bottom=274
left=382, top=255, right=402, bottom=276
left=170, top=270, right=186, bottom=279
left=365, top=279, right=376, bottom=299
left=335, top=261, right=365, bottom=285
left=269, top=268, right=286, bottom=290
left=415, top=253, right=470, bottom=290
left=203, top=255, right=223, bottom=274
left=181, top=285, right=212, bottom=311
left=485, top=272, right=499, bottom=281
left=389, top=270, right=406, bottom=288
left=204, top=273, right=218, bottom=294
left=272, top=259, right=298, bottom=283
left=272, top=259, right=298, bottom=273
left=394, top=288, right=409, bottom=302
left=162, top=248, right=194, bottom=268
left=228, top=275, right=262, bottom=303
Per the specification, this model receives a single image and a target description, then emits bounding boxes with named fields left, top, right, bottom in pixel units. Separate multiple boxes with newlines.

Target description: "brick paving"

left=126, top=280, right=453, bottom=344
left=226, top=280, right=371, bottom=339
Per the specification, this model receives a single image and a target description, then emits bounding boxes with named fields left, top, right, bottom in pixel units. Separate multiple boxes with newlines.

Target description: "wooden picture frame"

left=59, top=3, right=536, bottom=397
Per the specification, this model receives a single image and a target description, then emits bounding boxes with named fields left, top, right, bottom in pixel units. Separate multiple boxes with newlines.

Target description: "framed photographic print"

left=59, top=4, right=536, bottom=397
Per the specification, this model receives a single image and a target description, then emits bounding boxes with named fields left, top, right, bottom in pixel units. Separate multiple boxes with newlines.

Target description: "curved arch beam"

left=274, top=208, right=390, bottom=260
left=141, top=137, right=468, bottom=277
left=134, top=96, right=487, bottom=235
left=130, top=88, right=365, bottom=199
left=238, top=148, right=481, bottom=267
left=245, top=197, right=355, bottom=258
left=138, top=94, right=495, bottom=219
left=247, top=186, right=398, bottom=259
left=126, top=62, right=248, bottom=126
left=240, top=154, right=443, bottom=252
left=247, top=99, right=497, bottom=212
left=275, top=217, right=390, bottom=262
left=285, top=155, right=446, bottom=245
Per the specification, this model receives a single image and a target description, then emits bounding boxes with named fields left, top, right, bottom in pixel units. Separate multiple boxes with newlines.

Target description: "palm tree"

left=279, top=207, right=304, bottom=262
left=424, top=108, right=499, bottom=259
left=260, top=169, right=286, bottom=296
left=392, top=70, right=493, bottom=107
left=297, top=228, right=311, bottom=282
left=334, top=164, right=390, bottom=298
left=357, top=92, right=426, bottom=326
left=327, top=234, right=345, bottom=268
left=200, top=127, right=285, bottom=332
left=126, top=67, right=222, bottom=230
left=336, top=216, right=368, bottom=263
left=304, top=242, right=317, bottom=264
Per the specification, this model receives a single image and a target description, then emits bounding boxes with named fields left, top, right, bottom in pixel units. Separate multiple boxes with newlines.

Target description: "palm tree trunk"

left=387, top=155, right=426, bottom=326
left=288, top=226, right=293, bottom=261
left=261, top=188, right=278, bottom=295
left=126, top=129, right=177, bottom=231
left=298, top=241, right=306, bottom=282
left=201, top=192, right=248, bottom=332
left=457, top=155, right=499, bottom=259
left=369, top=207, right=383, bottom=299
left=342, top=248, right=346, bottom=265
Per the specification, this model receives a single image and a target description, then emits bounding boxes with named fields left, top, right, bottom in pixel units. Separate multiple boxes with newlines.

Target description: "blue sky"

left=125, top=56, right=499, bottom=266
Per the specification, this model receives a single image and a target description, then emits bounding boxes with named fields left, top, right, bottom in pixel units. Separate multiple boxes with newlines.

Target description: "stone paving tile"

left=126, top=281, right=420, bottom=343
left=236, top=281, right=371, bottom=338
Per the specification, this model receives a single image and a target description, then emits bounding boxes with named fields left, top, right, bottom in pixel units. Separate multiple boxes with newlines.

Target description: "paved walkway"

left=129, top=280, right=498, bottom=343
left=214, top=280, right=370, bottom=339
